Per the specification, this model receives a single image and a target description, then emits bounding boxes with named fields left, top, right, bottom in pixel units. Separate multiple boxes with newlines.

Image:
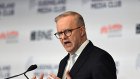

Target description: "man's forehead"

left=57, top=26, right=72, bottom=32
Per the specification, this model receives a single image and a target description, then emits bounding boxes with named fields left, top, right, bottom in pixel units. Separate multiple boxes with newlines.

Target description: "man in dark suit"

left=32, top=11, right=117, bottom=79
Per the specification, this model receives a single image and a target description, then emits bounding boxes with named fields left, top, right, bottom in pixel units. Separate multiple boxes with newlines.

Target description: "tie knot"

left=72, top=54, right=76, bottom=58
left=70, top=54, right=76, bottom=65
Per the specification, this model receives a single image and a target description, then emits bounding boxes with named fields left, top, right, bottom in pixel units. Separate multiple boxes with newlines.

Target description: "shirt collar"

left=74, top=40, right=89, bottom=56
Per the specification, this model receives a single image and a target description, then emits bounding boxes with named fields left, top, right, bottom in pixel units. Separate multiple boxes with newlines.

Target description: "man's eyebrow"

left=57, top=31, right=63, bottom=33
left=58, top=28, right=71, bottom=32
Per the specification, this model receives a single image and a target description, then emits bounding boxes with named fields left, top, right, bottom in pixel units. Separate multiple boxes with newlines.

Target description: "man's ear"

left=80, top=26, right=86, bottom=36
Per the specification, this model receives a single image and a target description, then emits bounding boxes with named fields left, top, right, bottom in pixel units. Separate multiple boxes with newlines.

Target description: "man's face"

left=56, top=16, right=82, bottom=54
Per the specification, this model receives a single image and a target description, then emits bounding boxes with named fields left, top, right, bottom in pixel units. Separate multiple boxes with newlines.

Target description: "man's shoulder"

left=85, top=41, right=108, bottom=55
left=85, top=41, right=113, bottom=59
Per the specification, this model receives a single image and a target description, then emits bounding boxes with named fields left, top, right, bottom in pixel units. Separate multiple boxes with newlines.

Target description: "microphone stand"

left=5, top=72, right=24, bottom=79
left=5, top=64, right=37, bottom=79
left=5, top=71, right=29, bottom=79
left=24, top=73, right=29, bottom=79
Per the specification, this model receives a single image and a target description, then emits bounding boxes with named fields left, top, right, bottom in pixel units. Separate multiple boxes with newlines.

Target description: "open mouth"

left=64, top=41, right=72, bottom=46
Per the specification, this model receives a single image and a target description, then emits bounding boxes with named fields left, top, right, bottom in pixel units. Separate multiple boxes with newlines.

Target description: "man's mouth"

left=64, top=41, right=72, bottom=46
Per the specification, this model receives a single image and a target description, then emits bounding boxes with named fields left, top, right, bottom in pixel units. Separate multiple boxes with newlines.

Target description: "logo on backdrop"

left=31, top=29, right=53, bottom=41
left=29, top=0, right=66, bottom=13
left=25, top=57, right=58, bottom=77
left=136, top=24, right=140, bottom=34
left=0, top=30, right=19, bottom=43
left=0, top=2, right=15, bottom=17
left=34, top=64, right=58, bottom=77
left=100, top=24, right=122, bottom=37
left=0, top=65, right=11, bottom=78
left=91, top=0, right=122, bottom=9
left=136, top=53, right=140, bottom=70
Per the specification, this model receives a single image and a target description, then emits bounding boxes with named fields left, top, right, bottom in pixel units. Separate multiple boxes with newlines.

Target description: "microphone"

left=5, top=64, right=37, bottom=79
left=26, top=64, right=37, bottom=73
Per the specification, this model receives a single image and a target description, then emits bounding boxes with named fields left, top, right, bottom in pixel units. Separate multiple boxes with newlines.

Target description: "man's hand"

left=32, top=73, right=44, bottom=79
left=32, top=70, right=71, bottom=79
left=47, top=70, right=71, bottom=79
left=65, top=70, right=71, bottom=79
left=47, top=73, right=60, bottom=79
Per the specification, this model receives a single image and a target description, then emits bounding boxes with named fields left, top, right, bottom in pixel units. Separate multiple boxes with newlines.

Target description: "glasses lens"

left=54, top=27, right=80, bottom=39
left=64, top=30, right=72, bottom=37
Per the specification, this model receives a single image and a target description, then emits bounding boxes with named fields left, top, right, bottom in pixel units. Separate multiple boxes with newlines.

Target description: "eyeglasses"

left=54, top=27, right=81, bottom=39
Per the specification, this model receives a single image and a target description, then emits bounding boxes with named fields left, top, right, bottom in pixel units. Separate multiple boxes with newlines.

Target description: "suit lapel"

left=69, top=41, right=93, bottom=78
left=58, top=54, right=69, bottom=78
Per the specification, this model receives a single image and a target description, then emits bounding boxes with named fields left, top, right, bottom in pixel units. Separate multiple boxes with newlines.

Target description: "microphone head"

left=26, top=64, right=37, bottom=72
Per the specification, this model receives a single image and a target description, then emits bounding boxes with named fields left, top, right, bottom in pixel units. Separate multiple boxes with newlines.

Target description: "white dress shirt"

left=62, top=40, right=89, bottom=79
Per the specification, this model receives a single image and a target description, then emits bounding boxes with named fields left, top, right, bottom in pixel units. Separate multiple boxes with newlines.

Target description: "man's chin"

left=65, top=48, right=73, bottom=54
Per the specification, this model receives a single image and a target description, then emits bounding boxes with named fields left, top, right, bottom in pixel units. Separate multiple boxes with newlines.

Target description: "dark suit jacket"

left=57, top=41, right=117, bottom=79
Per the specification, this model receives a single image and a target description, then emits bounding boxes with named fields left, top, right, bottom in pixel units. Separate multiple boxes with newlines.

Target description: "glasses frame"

left=54, top=27, right=81, bottom=39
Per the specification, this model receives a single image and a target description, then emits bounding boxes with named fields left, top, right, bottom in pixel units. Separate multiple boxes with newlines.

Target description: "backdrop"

left=0, top=0, right=140, bottom=79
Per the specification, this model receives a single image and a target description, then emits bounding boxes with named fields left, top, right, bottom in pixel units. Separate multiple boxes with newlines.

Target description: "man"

left=32, top=11, right=117, bottom=79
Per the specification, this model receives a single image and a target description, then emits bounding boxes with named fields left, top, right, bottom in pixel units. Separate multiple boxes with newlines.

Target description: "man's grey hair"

left=55, top=11, right=85, bottom=27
